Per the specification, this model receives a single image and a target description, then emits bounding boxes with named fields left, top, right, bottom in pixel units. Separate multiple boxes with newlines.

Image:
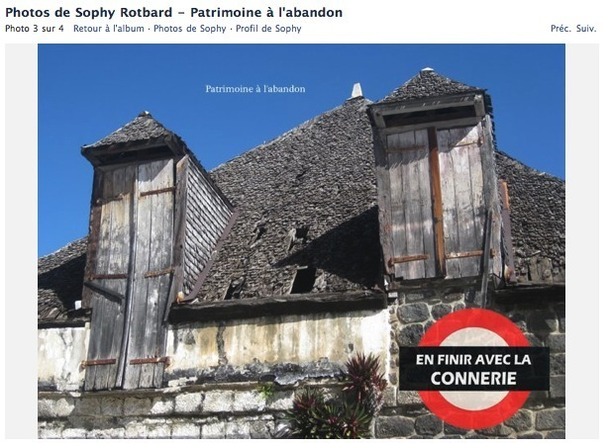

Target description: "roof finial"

left=138, top=110, right=151, bottom=117
left=350, top=82, right=363, bottom=99
left=421, top=67, right=434, bottom=74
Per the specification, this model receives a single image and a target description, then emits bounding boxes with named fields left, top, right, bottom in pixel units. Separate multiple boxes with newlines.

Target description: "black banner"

left=399, top=346, right=550, bottom=391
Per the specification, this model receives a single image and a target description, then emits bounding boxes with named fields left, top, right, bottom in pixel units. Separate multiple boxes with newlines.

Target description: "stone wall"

left=38, top=383, right=299, bottom=439
left=38, top=292, right=564, bottom=439
left=376, top=286, right=565, bottom=439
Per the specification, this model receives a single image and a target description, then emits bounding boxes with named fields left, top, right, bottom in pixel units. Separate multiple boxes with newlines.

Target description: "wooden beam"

left=169, top=291, right=387, bottom=324
left=82, top=170, right=104, bottom=309
left=427, top=127, right=445, bottom=276
left=499, top=180, right=517, bottom=283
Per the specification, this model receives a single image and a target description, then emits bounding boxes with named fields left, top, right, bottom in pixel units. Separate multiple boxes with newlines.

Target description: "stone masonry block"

left=431, top=303, right=452, bottom=321
left=202, top=390, right=234, bottom=413
left=550, top=375, right=565, bottom=399
left=62, top=428, right=88, bottom=438
left=39, top=397, right=75, bottom=418
left=517, top=432, right=544, bottom=439
left=233, top=390, right=266, bottom=412
left=172, top=423, right=201, bottom=438
left=546, top=333, right=565, bottom=352
left=375, top=416, right=415, bottom=438
left=397, top=324, right=424, bottom=346
left=125, top=422, right=148, bottom=438
left=150, top=396, right=175, bottom=415
left=414, top=414, right=443, bottom=436
left=147, top=424, right=171, bottom=438
left=86, top=428, right=126, bottom=439
left=527, top=310, right=558, bottom=335
left=38, top=422, right=64, bottom=439
left=505, top=409, right=534, bottom=432
left=396, top=390, right=422, bottom=406
left=225, top=421, right=251, bottom=439
left=267, top=391, right=294, bottom=411
left=550, top=353, right=565, bottom=375
left=100, top=396, right=124, bottom=416
left=545, top=430, right=566, bottom=439
left=201, top=421, right=227, bottom=439
left=73, top=397, right=101, bottom=416
left=397, top=303, right=430, bottom=324
left=536, top=409, right=565, bottom=430
left=175, top=392, right=203, bottom=414
left=123, top=397, right=152, bottom=416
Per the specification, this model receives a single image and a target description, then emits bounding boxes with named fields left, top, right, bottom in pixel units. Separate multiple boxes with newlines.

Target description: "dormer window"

left=80, top=112, right=234, bottom=390
left=369, top=70, right=502, bottom=284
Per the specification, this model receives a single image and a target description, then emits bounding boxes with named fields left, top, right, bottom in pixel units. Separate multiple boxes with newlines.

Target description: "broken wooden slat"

left=499, top=180, right=517, bottom=283
left=480, top=209, right=493, bottom=308
left=83, top=281, right=126, bottom=303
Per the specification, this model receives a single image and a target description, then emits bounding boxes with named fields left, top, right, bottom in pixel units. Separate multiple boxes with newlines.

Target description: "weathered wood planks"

left=84, top=165, right=134, bottom=391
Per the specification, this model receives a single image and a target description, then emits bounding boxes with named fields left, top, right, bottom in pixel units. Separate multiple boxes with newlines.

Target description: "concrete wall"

left=38, top=326, right=90, bottom=391
left=166, top=310, right=390, bottom=386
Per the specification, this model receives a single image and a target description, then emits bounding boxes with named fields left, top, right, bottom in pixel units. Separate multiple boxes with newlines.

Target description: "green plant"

left=286, top=353, right=386, bottom=439
left=343, top=352, right=388, bottom=415
left=257, top=382, right=275, bottom=400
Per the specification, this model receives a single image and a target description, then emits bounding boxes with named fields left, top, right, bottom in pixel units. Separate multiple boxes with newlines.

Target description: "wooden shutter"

left=83, top=159, right=175, bottom=391
left=123, top=159, right=174, bottom=389
left=438, top=125, right=486, bottom=278
left=84, top=165, right=135, bottom=391
left=386, top=129, right=437, bottom=280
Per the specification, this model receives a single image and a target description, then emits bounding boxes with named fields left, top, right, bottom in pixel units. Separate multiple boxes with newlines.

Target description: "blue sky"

left=38, top=44, right=565, bottom=256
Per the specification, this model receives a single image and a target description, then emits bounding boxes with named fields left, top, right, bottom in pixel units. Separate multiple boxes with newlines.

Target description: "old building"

left=38, top=69, right=565, bottom=438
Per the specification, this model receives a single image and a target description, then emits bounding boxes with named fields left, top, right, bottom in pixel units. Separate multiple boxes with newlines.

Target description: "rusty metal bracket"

left=140, top=186, right=175, bottom=197
left=81, top=358, right=116, bottom=368
left=445, top=250, right=484, bottom=260
left=144, top=267, right=175, bottom=278
left=388, top=254, right=429, bottom=268
left=129, top=356, right=170, bottom=367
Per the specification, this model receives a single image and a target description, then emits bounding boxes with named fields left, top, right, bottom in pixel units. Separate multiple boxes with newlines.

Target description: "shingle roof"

left=38, top=237, right=88, bottom=324
left=38, top=75, right=565, bottom=322
left=197, top=97, right=380, bottom=302
left=83, top=111, right=175, bottom=149
left=495, top=151, right=565, bottom=282
left=378, top=68, right=482, bottom=104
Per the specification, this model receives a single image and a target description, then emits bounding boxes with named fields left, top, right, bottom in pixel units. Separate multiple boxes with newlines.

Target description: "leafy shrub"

left=287, top=353, right=387, bottom=438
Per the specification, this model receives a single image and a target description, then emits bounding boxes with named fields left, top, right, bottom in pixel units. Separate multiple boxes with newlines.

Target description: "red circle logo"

left=417, top=308, right=530, bottom=430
